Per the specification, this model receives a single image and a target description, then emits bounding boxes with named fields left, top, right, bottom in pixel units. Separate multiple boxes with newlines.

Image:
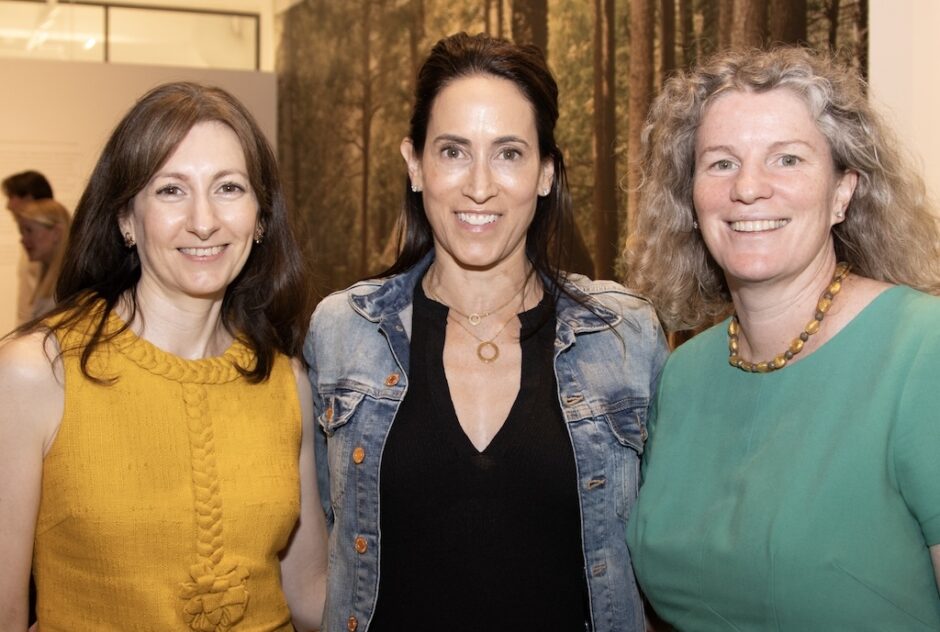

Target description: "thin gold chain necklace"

left=425, top=278, right=527, bottom=326
left=425, top=277, right=529, bottom=363
left=728, top=262, right=850, bottom=373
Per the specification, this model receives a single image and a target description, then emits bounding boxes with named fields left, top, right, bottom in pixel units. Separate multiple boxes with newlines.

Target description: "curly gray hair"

left=625, top=46, right=940, bottom=332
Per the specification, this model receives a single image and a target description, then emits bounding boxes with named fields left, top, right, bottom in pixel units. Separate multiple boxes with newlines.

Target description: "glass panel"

left=0, top=1, right=104, bottom=61
left=108, top=8, right=256, bottom=70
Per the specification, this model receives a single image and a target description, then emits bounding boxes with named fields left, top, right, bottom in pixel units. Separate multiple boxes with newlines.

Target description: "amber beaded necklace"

left=728, top=262, right=850, bottom=373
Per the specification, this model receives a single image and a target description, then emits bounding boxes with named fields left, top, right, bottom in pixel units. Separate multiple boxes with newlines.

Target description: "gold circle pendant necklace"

left=425, top=277, right=528, bottom=363
left=447, top=311, right=518, bottom=363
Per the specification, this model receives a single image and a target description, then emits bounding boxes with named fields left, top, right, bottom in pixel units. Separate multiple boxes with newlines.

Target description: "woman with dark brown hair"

left=0, top=82, right=327, bottom=631
left=306, top=33, right=667, bottom=632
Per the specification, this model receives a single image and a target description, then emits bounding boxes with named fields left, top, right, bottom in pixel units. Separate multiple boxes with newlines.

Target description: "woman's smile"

left=728, top=218, right=790, bottom=232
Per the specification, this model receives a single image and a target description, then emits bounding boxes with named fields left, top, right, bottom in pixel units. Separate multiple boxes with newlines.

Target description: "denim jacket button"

left=352, top=446, right=366, bottom=464
left=347, top=615, right=358, bottom=631
left=354, top=536, right=368, bottom=554
left=384, top=373, right=401, bottom=386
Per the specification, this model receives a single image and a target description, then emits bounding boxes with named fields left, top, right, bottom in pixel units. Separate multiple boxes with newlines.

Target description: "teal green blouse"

left=627, top=286, right=940, bottom=631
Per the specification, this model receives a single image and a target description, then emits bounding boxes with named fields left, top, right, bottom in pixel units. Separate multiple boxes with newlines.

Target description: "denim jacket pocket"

left=603, top=398, right=649, bottom=453
left=317, top=388, right=366, bottom=436
left=603, top=400, right=648, bottom=521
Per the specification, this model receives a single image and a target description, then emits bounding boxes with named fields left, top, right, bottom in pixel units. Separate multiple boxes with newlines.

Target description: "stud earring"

left=254, top=223, right=265, bottom=244
left=123, top=232, right=136, bottom=248
left=692, top=220, right=699, bottom=230
left=411, top=183, right=421, bottom=193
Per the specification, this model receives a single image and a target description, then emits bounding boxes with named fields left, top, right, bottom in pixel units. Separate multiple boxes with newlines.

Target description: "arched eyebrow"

left=431, top=133, right=532, bottom=147
left=151, top=169, right=249, bottom=181
left=431, top=134, right=470, bottom=146
left=698, top=140, right=815, bottom=157
left=767, top=140, right=815, bottom=152
left=697, top=144, right=735, bottom=157
left=492, top=135, right=531, bottom=147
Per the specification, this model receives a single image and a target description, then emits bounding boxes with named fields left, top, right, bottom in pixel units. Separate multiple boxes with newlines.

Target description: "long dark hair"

left=381, top=32, right=575, bottom=294
left=24, top=82, right=308, bottom=382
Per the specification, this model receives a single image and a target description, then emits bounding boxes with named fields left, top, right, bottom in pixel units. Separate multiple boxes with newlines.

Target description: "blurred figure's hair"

left=2, top=170, right=53, bottom=200
left=14, top=198, right=70, bottom=311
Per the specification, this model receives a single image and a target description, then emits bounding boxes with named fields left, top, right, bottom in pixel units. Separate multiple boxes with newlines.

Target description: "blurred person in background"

left=2, top=170, right=54, bottom=325
left=11, top=198, right=70, bottom=320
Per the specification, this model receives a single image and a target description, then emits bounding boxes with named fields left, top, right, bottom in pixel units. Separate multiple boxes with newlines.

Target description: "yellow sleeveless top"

left=34, top=305, right=301, bottom=632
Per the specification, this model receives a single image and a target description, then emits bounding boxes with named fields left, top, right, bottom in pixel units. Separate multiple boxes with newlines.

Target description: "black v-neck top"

left=369, top=282, right=588, bottom=631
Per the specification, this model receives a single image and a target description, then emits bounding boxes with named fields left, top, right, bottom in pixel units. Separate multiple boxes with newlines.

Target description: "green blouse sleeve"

left=894, top=324, right=940, bottom=545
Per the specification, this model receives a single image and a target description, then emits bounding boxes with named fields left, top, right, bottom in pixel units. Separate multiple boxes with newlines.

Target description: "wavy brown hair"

left=16, top=82, right=308, bottom=382
left=625, top=46, right=940, bottom=332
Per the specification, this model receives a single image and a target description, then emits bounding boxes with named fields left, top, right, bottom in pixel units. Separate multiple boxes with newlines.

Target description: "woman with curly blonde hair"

left=626, top=47, right=940, bottom=629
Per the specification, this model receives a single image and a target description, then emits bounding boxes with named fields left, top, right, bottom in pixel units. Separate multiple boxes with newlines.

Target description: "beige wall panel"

left=869, top=0, right=940, bottom=213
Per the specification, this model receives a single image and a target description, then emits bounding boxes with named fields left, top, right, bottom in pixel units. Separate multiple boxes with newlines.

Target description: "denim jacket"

left=304, top=253, right=668, bottom=632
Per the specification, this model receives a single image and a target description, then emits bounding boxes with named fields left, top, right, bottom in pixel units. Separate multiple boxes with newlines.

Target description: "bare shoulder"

left=0, top=332, right=65, bottom=451
left=0, top=331, right=63, bottom=386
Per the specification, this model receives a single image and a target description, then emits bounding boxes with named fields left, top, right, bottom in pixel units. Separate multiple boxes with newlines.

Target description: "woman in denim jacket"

left=305, top=33, right=667, bottom=632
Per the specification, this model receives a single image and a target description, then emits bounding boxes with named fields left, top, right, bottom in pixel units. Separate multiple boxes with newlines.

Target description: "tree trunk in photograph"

left=717, top=0, right=733, bottom=50
left=511, top=0, right=548, bottom=54
left=661, top=0, right=677, bottom=78
left=592, top=0, right=618, bottom=279
left=826, top=0, right=840, bottom=50
left=678, top=0, right=695, bottom=68
left=768, top=0, right=807, bottom=45
left=497, top=0, right=505, bottom=38
left=700, top=0, right=718, bottom=57
left=277, top=13, right=298, bottom=219
left=857, top=0, right=868, bottom=80
left=627, top=0, right=654, bottom=249
left=359, top=0, right=373, bottom=277
left=409, top=0, right=425, bottom=85
left=731, top=0, right=767, bottom=48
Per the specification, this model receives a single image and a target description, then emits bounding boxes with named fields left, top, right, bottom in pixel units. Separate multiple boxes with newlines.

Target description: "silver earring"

left=411, top=183, right=421, bottom=193
left=692, top=220, right=699, bottom=230
left=254, top=224, right=265, bottom=244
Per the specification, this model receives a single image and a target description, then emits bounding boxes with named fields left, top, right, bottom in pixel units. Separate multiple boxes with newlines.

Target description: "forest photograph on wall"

left=277, top=0, right=868, bottom=299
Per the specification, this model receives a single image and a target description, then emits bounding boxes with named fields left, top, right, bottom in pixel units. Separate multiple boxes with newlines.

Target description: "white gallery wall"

left=868, top=0, right=940, bottom=209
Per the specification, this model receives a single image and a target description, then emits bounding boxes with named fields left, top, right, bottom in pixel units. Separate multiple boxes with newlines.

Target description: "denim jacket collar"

left=352, top=250, right=630, bottom=338
left=351, top=252, right=434, bottom=324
